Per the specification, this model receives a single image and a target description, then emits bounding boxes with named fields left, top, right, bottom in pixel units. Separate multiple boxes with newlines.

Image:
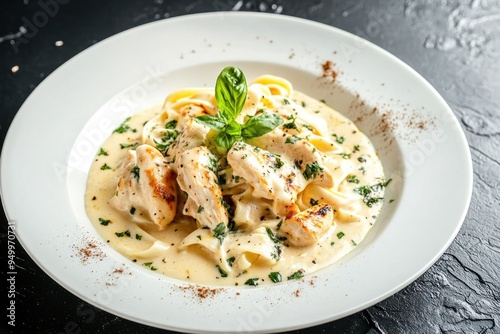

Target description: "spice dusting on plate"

left=322, top=60, right=338, bottom=81
left=76, top=241, right=105, bottom=264
left=179, top=285, right=224, bottom=299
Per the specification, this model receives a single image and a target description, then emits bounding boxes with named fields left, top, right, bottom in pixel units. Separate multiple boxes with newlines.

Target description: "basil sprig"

left=195, top=66, right=283, bottom=149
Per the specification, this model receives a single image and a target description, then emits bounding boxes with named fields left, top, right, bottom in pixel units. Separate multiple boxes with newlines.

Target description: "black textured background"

left=1, top=0, right=499, bottom=333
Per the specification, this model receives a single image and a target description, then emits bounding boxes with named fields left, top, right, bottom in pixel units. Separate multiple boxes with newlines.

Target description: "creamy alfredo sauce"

left=85, top=89, right=386, bottom=286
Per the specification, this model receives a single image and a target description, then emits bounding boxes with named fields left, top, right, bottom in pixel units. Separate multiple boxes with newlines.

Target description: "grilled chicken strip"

left=279, top=203, right=334, bottom=247
left=109, top=144, right=177, bottom=229
left=176, top=146, right=228, bottom=229
left=247, top=128, right=334, bottom=188
left=227, top=141, right=304, bottom=217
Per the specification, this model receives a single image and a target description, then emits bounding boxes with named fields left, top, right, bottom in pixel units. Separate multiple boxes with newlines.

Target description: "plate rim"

left=0, top=11, right=473, bottom=333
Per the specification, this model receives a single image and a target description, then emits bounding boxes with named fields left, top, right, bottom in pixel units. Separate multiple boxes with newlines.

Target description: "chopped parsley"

left=98, top=148, right=108, bottom=156
left=332, top=134, right=345, bottom=144
left=244, top=278, right=260, bottom=286
left=354, top=179, right=392, bottom=207
left=216, top=265, right=228, bottom=278
left=285, top=135, right=301, bottom=144
left=143, top=262, right=158, bottom=271
left=302, top=161, right=324, bottom=180
left=287, top=270, right=304, bottom=280
left=283, top=114, right=298, bottom=130
left=226, top=256, right=235, bottom=267
left=131, top=165, right=140, bottom=181
left=310, top=198, right=319, bottom=206
left=337, top=153, right=351, bottom=160
left=268, top=272, right=282, bottom=283
left=120, top=142, right=138, bottom=149
left=197, top=205, right=204, bottom=214
left=337, top=231, right=345, bottom=239
left=165, top=120, right=178, bottom=129
left=99, top=218, right=111, bottom=226
left=115, top=230, right=131, bottom=238
left=265, top=227, right=281, bottom=244
left=135, top=234, right=142, bottom=240
left=100, top=163, right=112, bottom=170
left=113, top=117, right=136, bottom=134
left=213, top=223, right=226, bottom=244
left=347, top=175, right=360, bottom=184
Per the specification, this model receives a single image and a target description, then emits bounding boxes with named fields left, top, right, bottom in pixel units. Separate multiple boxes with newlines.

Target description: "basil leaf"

left=194, top=115, right=226, bottom=131
left=215, top=66, right=247, bottom=122
left=226, top=120, right=242, bottom=137
left=215, top=131, right=237, bottom=149
left=241, top=112, right=283, bottom=138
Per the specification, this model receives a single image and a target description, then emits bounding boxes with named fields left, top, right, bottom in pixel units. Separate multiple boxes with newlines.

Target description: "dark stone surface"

left=1, top=0, right=498, bottom=333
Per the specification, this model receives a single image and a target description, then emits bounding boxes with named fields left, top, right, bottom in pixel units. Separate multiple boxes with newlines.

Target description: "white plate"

left=0, top=12, right=472, bottom=333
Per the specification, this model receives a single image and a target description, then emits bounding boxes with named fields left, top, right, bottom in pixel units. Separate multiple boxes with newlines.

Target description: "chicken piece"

left=248, top=128, right=334, bottom=188
left=227, top=141, right=303, bottom=218
left=176, top=146, right=228, bottom=229
left=279, top=203, right=333, bottom=247
left=110, top=144, right=177, bottom=229
left=166, top=118, right=210, bottom=167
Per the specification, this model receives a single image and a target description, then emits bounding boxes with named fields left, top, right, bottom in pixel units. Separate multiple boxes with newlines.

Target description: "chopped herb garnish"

left=113, top=117, right=136, bottom=134
left=216, top=265, right=228, bottom=278
left=303, top=161, right=324, bottom=180
left=100, top=163, right=112, bottom=170
left=337, top=231, right=345, bottom=239
left=265, top=227, right=281, bottom=244
left=332, top=134, right=345, bottom=144
left=347, top=175, right=360, bottom=183
left=120, top=143, right=135, bottom=149
left=268, top=272, right=282, bottom=283
left=354, top=179, right=392, bottom=207
left=277, top=219, right=283, bottom=230
left=135, top=234, right=142, bottom=240
left=197, top=205, right=204, bottom=214
left=337, top=153, right=351, bottom=159
left=131, top=165, right=140, bottom=181
left=165, top=120, right=178, bottom=129
left=310, top=198, right=319, bottom=206
left=244, top=278, right=260, bottom=286
left=287, top=270, right=304, bottom=280
left=130, top=206, right=136, bottom=215
left=283, top=114, right=298, bottom=130
left=143, top=262, right=158, bottom=271
left=213, top=222, right=226, bottom=244
left=227, top=256, right=235, bottom=267
left=353, top=144, right=360, bottom=152
left=99, top=218, right=111, bottom=226
left=98, top=148, right=108, bottom=156
left=285, top=135, right=301, bottom=144
left=302, top=123, right=313, bottom=131
left=115, top=230, right=131, bottom=238
left=358, top=156, right=367, bottom=163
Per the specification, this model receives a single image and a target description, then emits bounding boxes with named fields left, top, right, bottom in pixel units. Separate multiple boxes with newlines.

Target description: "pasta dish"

left=84, top=67, right=389, bottom=286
